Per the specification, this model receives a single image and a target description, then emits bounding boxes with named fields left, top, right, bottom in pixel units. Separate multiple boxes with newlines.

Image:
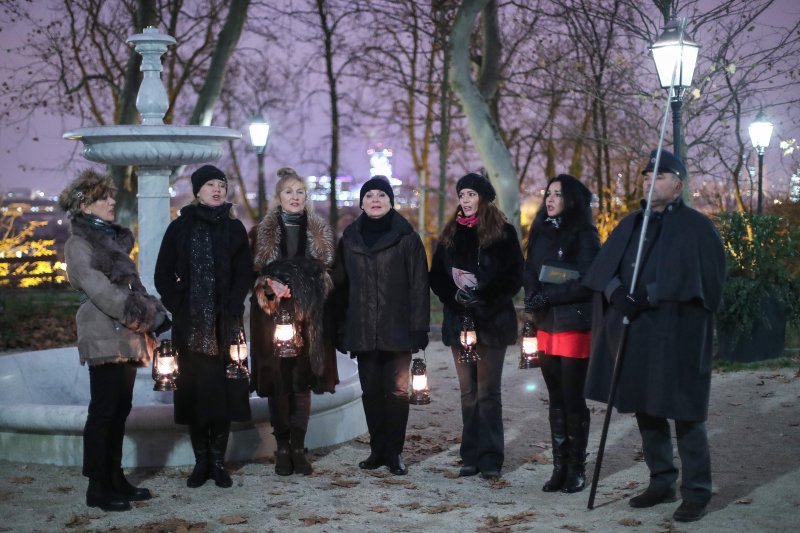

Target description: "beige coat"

left=65, top=216, right=165, bottom=366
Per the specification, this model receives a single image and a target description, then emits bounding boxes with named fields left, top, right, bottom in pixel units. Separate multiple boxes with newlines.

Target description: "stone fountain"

left=63, top=27, right=241, bottom=294
left=0, top=28, right=367, bottom=468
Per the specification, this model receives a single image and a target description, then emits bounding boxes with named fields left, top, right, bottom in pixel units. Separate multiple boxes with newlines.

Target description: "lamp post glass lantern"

left=650, top=18, right=699, bottom=160
left=409, top=356, right=431, bottom=405
left=749, top=111, right=774, bottom=214
left=152, top=339, right=179, bottom=391
left=274, top=301, right=299, bottom=358
left=249, top=114, right=270, bottom=219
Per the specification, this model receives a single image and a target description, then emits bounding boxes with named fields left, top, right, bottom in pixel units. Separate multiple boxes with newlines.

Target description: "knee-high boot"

left=187, top=424, right=210, bottom=488
left=562, top=411, right=590, bottom=494
left=209, top=421, right=232, bottom=488
left=542, top=408, right=568, bottom=492
left=290, top=428, right=312, bottom=475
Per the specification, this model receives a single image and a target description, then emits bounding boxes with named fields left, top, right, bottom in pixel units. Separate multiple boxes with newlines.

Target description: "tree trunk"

left=449, top=0, right=520, bottom=233
left=316, top=0, right=340, bottom=233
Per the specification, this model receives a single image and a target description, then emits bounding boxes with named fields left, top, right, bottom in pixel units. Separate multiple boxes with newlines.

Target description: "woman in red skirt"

left=524, top=174, right=600, bottom=494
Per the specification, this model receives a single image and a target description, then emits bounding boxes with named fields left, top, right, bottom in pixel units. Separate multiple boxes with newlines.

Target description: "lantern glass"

left=518, top=321, right=541, bottom=369
left=249, top=114, right=270, bottom=152
left=274, top=306, right=299, bottom=358
left=409, top=357, right=431, bottom=405
left=226, top=326, right=250, bottom=380
left=458, top=314, right=480, bottom=364
left=748, top=112, right=774, bottom=151
left=152, top=339, right=178, bottom=391
left=651, top=19, right=699, bottom=90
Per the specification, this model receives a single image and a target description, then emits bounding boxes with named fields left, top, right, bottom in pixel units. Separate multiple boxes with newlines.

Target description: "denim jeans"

left=356, top=351, right=412, bottom=457
left=451, top=345, right=506, bottom=472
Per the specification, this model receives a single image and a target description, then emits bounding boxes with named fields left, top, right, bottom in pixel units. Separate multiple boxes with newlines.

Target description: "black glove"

left=153, top=313, right=172, bottom=336
left=455, top=287, right=481, bottom=307
left=526, top=292, right=550, bottom=312
left=411, top=331, right=429, bottom=353
left=609, top=286, right=648, bottom=320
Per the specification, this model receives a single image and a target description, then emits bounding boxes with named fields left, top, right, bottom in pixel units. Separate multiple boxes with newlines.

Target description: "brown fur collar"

left=252, top=209, right=335, bottom=270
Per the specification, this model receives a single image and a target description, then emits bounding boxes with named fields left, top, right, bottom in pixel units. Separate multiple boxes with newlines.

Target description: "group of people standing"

left=60, top=147, right=724, bottom=524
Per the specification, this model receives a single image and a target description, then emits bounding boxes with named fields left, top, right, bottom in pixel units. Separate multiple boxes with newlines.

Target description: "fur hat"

left=360, top=175, right=394, bottom=207
left=191, top=165, right=227, bottom=196
left=456, top=173, right=496, bottom=202
left=642, top=149, right=688, bottom=180
left=58, top=169, right=116, bottom=217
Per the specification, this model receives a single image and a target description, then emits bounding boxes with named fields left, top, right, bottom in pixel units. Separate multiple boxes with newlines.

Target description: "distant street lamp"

left=248, top=114, right=271, bottom=219
left=650, top=18, right=700, bottom=161
left=748, top=111, right=774, bottom=214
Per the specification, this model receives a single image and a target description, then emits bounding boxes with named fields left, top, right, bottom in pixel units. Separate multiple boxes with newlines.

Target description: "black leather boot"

left=209, top=421, right=233, bottom=488
left=187, top=424, right=210, bottom=488
left=111, top=468, right=151, bottom=501
left=543, top=408, right=568, bottom=492
left=562, top=412, right=590, bottom=494
left=86, top=478, right=131, bottom=512
left=274, top=434, right=293, bottom=476
left=290, top=429, right=312, bottom=475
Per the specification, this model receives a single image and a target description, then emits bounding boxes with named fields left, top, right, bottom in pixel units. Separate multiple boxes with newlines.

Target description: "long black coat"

left=154, top=203, right=253, bottom=424
left=333, top=210, right=429, bottom=353
left=430, top=222, right=523, bottom=347
left=249, top=209, right=338, bottom=396
left=524, top=219, right=599, bottom=334
left=583, top=199, right=725, bottom=421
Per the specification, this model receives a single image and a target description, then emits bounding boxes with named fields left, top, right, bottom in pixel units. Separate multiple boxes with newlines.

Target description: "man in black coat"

left=583, top=150, right=725, bottom=523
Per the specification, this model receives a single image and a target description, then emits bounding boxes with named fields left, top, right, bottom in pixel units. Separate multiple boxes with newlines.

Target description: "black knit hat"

left=641, top=149, right=688, bottom=180
left=456, top=173, right=496, bottom=202
left=191, top=165, right=227, bottom=196
left=360, top=175, right=395, bottom=207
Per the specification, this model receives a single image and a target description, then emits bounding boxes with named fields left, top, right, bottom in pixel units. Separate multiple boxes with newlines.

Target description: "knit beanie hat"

left=359, top=175, right=395, bottom=207
left=191, top=165, right=227, bottom=196
left=456, top=173, right=496, bottom=202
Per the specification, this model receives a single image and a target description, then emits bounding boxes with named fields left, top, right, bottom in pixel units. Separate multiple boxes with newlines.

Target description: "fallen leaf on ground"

left=10, top=476, right=34, bottom=484
left=481, top=511, right=536, bottom=530
left=369, top=505, right=390, bottom=513
left=399, top=502, right=421, bottom=510
left=560, top=525, right=587, bottom=532
left=528, top=452, right=551, bottom=465
left=618, top=518, right=642, bottom=526
left=422, top=502, right=469, bottom=513
left=374, top=478, right=413, bottom=486
left=736, top=498, right=753, bottom=504
left=300, top=515, right=329, bottom=526
left=442, top=471, right=460, bottom=479
left=331, top=478, right=360, bottom=488
left=335, top=508, right=357, bottom=515
left=0, top=491, right=16, bottom=501
left=488, top=478, right=509, bottom=489
left=219, top=515, right=247, bottom=525
left=47, top=486, right=73, bottom=494
left=354, top=434, right=370, bottom=444
left=65, top=515, right=90, bottom=528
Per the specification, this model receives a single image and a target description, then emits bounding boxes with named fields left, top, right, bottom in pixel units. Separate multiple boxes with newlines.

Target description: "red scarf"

left=456, top=214, right=479, bottom=227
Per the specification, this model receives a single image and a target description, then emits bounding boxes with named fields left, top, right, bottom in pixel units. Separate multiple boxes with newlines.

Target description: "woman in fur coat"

left=334, top=176, right=430, bottom=476
left=523, top=174, right=600, bottom=494
left=154, top=165, right=253, bottom=489
left=429, top=173, right=523, bottom=480
left=250, top=167, right=338, bottom=476
left=60, top=170, right=169, bottom=512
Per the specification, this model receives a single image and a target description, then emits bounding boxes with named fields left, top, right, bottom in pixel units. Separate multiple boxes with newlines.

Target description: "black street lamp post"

left=248, top=114, right=270, bottom=220
left=650, top=18, right=699, bottom=161
left=748, top=111, right=774, bottom=214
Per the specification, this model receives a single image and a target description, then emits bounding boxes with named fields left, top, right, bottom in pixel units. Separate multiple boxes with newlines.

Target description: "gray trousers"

left=635, top=412, right=712, bottom=505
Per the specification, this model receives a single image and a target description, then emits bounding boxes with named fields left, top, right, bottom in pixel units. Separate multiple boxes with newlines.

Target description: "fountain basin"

left=0, top=347, right=366, bottom=467
left=63, top=125, right=241, bottom=166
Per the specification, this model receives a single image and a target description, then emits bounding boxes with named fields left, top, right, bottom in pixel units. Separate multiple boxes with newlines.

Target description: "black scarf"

left=360, top=210, right=394, bottom=249
left=186, top=202, right=232, bottom=356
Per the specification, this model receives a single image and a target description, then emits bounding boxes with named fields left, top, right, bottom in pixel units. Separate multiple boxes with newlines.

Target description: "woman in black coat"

left=250, top=167, right=338, bottom=476
left=334, top=175, right=429, bottom=476
left=154, top=165, right=253, bottom=489
left=429, top=173, right=523, bottom=480
left=523, top=174, right=600, bottom=493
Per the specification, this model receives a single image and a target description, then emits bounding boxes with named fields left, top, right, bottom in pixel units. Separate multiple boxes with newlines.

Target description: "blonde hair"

left=274, top=167, right=307, bottom=199
left=58, top=169, right=116, bottom=217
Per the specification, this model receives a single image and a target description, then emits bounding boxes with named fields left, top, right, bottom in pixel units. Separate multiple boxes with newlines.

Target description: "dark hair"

left=525, top=174, right=594, bottom=253
left=439, top=199, right=508, bottom=249
left=58, top=169, right=116, bottom=218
